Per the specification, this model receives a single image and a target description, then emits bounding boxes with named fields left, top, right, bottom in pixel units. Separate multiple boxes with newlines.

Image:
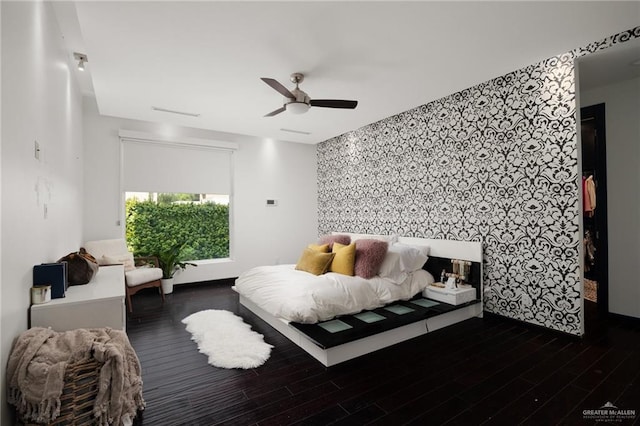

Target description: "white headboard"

left=330, top=232, right=483, bottom=263
left=397, top=237, right=483, bottom=263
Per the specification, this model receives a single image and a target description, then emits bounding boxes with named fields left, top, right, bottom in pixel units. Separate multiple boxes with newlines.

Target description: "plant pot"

left=161, top=278, right=174, bottom=295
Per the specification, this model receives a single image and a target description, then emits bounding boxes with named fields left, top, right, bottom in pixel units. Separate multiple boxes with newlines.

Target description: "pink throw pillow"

left=318, top=234, right=351, bottom=250
left=354, top=239, right=389, bottom=279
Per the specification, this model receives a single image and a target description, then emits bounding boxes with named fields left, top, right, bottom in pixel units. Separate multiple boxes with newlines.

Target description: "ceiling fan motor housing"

left=288, top=88, right=310, bottom=105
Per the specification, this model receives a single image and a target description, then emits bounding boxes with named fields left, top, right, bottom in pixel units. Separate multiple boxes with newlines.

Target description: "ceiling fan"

left=261, top=73, right=358, bottom=117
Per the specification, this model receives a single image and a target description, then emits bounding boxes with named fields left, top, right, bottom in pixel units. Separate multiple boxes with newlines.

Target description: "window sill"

left=191, top=258, right=234, bottom=266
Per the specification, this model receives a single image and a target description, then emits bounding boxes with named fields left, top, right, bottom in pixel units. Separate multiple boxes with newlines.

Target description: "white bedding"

left=232, top=264, right=434, bottom=323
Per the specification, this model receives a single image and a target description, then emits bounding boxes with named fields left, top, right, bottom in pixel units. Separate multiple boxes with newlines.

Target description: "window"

left=120, top=131, right=236, bottom=261
left=125, top=192, right=229, bottom=260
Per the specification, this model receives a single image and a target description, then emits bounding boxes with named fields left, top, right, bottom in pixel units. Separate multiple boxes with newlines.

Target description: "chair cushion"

left=125, top=267, right=163, bottom=287
left=84, top=239, right=129, bottom=265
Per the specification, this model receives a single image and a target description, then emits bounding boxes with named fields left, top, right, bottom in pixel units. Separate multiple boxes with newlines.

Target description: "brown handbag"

left=57, top=247, right=99, bottom=285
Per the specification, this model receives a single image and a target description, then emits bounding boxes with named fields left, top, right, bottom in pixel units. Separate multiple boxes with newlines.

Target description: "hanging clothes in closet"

left=583, top=173, right=597, bottom=276
left=584, top=175, right=596, bottom=217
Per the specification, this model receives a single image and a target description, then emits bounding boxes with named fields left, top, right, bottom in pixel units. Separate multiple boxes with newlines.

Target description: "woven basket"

left=20, top=358, right=101, bottom=426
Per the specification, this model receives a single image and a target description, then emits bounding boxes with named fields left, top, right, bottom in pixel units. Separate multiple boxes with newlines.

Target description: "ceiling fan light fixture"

left=286, top=102, right=310, bottom=115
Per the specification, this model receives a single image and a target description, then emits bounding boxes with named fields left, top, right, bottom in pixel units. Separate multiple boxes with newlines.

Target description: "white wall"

left=83, top=98, right=318, bottom=283
left=581, top=76, right=640, bottom=318
left=1, top=2, right=84, bottom=423
left=0, top=2, right=4, bottom=422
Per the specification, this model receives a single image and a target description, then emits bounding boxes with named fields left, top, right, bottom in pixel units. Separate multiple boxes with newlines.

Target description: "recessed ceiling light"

left=151, top=106, right=200, bottom=117
left=73, top=52, right=87, bottom=71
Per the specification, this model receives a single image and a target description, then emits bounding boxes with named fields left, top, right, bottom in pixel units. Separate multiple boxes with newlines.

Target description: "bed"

left=233, top=265, right=433, bottom=324
left=234, top=235, right=483, bottom=366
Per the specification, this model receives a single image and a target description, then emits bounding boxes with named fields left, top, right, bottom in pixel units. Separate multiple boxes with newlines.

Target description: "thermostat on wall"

left=266, top=199, right=278, bottom=206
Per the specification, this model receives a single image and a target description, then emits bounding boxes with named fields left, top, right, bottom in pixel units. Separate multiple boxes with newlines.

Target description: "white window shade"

left=120, top=132, right=235, bottom=194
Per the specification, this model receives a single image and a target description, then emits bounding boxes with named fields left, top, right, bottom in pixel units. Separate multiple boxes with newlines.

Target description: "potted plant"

left=156, top=243, right=196, bottom=294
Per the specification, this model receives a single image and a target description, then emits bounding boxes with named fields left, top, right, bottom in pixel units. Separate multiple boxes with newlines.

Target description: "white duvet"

left=232, top=264, right=434, bottom=323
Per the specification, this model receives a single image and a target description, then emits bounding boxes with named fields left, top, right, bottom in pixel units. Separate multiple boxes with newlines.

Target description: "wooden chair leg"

left=125, top=280, right=164, bottom=313
left=127, top=292, right=133, bottom=313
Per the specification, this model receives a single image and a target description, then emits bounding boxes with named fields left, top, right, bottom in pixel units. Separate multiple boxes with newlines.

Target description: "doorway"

left=580, top=103, right=608, bottom=316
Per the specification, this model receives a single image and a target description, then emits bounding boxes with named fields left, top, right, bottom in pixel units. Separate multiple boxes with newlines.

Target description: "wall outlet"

left=34, top=140, right=40, bottom=160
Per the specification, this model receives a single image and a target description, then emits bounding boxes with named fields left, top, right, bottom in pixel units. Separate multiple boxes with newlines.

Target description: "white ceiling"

left=58, top=1, right=640, bottom=144
left=578, top=36, right=640, bottom=90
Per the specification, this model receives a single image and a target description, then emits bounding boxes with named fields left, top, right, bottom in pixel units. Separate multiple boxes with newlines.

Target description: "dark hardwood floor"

left=126, top=283, right=640, bottom=425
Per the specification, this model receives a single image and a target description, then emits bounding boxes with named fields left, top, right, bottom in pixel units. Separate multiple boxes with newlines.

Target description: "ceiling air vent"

left=280, top=128, right=311, bottom=135
left=151, top=106, right=200, bottom=117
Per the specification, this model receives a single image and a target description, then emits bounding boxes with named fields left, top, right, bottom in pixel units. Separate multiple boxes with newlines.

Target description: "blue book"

left=33, top=262, right=68, bottom=299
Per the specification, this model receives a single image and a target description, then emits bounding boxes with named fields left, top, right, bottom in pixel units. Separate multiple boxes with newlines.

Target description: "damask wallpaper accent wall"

left=317, top=26, right=640, bottom=336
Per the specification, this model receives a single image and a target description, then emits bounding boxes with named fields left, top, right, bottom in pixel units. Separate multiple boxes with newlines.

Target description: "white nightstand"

left=424, top=283, right=476, bottom=305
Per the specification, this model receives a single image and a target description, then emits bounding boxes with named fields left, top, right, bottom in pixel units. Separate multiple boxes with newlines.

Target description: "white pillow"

left=84, top=239, right=129, bottom=265
left=378, top=244, right=429, bottom=284
left=397, top=243, right=429, bottom=270
left=378, top=251, right=408, bottom=284
left=398, top=242, right=430, bottom=259
left=102, top=252, right=136, bottom=272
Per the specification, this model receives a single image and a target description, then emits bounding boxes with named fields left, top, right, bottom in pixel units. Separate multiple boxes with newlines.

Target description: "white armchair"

left=84, top=239, right=164, bottom=312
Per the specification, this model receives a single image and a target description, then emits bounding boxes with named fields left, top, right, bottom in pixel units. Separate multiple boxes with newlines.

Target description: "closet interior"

left=580, top=103, right=608, bottom=312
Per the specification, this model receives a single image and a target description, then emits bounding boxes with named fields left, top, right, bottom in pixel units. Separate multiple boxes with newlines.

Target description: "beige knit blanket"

left=7, top=327, right=145, bottom=425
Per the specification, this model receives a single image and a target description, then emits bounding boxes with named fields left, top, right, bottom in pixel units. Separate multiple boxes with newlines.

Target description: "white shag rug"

left=182, top=309, right=273, bottom=369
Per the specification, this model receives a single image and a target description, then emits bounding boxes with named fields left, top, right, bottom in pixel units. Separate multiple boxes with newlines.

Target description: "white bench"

left=30, top=265, right=126, bottom=332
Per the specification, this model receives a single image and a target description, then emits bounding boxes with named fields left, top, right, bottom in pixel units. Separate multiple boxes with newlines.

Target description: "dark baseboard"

left=174, top=277, right=237, bottom=288
left=607, top=311, right=640, bottom=325
left=482, top=311, right=583, bottom=340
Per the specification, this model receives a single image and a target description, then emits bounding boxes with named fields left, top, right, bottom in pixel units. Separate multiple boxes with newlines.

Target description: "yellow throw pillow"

left=330, top=242, right=356, bottom=276
left=307, top=243, right=330, bottom=253
left=295, top=248, right=335, bottom=275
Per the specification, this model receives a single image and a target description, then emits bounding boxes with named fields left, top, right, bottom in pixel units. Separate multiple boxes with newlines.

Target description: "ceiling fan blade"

left=261, top=78, right=295, bottom=99
left=264, top=106, right=286, bottom=117
left=310, top=99, right=358, bottom=109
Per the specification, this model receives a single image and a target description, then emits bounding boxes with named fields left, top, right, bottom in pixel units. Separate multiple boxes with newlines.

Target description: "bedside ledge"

left=424, top=285, right=477, bottom=305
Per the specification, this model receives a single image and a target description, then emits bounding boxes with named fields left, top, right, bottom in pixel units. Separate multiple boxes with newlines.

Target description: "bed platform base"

left=239, top=238, right=484, bottom=367
left=240, top=295, right=482, bottom=367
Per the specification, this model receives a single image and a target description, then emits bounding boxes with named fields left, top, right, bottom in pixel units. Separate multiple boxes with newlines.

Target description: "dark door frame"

left=580, top=103, right=608, bottom=314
